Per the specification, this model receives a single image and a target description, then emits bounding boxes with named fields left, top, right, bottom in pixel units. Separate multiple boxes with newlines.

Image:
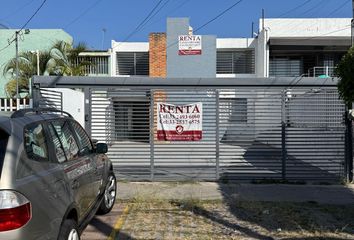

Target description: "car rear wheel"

left=58, top=219, right=80, bottom=240
left=97, top=173, right=116, bottom=215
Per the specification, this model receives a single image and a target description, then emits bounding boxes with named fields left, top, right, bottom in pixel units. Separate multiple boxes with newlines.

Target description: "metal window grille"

left=76, top=56, right=109, bottom=75
left=269, top=58, right=302, bottom=77
left=116, top=52, right=149, bottom=75
left=217, top=50, right=255, bottom=74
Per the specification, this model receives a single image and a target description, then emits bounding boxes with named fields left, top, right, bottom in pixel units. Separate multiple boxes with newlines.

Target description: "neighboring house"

left=93, top=17, right=349, bottom=142
left=0, top=29, right=72, bottom=98
left=105, top=17, right=351, bottom=79
left=77, top=50, right=111, bottom=76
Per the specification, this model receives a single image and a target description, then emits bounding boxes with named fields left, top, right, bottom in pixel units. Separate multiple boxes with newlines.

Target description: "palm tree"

left=3, top=40, right=91, bottom=97
left=50, top=40, right=91, bottom=76
left=3, top=50, right=54, bottom=97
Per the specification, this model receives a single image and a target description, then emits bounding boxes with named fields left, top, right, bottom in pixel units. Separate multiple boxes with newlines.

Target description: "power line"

left=0, top=42, right=12, bottom=54
left=299, top=0, right=327, bottom=17
left=276, top=0, right=313, bottom=18
left=19, top=0, right=48, bottom=31
left=0, top=0, right=38, bottom=22
left=120, top=0, right=165, bottom=43
left=147, top=0, right=192, bottom=28
left=194, top=0, right=244, bottom=33
left=326, top=0, right=350, bottom=17
left=0, top=0, right=48, bottom=54
left=65, top=0, right=105, bottom=29
left=165, top=0, right=244, bottom=50
left=138, top=0, right=172, bottom=31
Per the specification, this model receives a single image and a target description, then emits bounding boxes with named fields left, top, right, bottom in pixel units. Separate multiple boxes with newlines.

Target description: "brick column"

left=149, top=33, right=166, bottom=78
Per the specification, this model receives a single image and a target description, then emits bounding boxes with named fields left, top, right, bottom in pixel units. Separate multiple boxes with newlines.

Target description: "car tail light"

left=0, top=191, right=31, bottom=232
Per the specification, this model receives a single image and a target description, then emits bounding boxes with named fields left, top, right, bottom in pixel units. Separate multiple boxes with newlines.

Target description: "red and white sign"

left=178, top=35, right=202, bottom=55
left=157, top=102, right=203, bottom=141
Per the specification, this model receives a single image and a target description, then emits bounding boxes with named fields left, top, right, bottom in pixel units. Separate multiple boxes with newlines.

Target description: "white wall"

left=50, top=88, right=85, bottom=127
left=261, top=18, right=351, bottom=38
left=256, top=28, right=270, bottom=77
left=110, top=41, right=149, bottom=77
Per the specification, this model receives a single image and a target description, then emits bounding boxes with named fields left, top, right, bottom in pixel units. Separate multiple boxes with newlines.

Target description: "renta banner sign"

left=178, top=35, right=202, bottom=55
left=157, top=102, right=203, bottom=141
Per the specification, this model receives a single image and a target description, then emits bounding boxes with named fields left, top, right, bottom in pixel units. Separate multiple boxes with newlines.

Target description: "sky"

left=0, top=0, right=352, bottom=50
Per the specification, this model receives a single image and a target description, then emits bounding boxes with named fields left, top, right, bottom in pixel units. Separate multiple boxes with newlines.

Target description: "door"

left=20, top=122, right=69, bottom=239
left=69, top=120, right=104, bottom=198
left=47, top=120, right=96, bottom=220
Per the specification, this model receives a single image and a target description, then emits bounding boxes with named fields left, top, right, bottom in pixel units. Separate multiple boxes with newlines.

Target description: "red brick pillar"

left=149, top=33, right=166, bottom=78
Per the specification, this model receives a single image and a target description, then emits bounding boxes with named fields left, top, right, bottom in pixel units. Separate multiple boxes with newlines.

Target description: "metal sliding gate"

left=36, top=88, right=63, bottom=110
left=89, top=86, right=346, bottom=182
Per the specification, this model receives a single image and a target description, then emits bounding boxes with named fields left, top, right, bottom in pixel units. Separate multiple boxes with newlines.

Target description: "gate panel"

left=153, top=90, right=217, bottom=180
left=285, top=88, right=345, bottom=181
left=37, top=88, right=63, bottom=110
left=90, top=89, right=152, bottom=180
left=218, top=88, right=283, bottom=180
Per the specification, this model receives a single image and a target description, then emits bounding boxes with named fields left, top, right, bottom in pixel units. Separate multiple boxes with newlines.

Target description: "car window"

left=24, top=123, right=48, bottom=161
left=70, top=121, right=93, bottom=157
left=48, top=124, right=67, bottom=163
left=50, top=120, right=79, bottom=162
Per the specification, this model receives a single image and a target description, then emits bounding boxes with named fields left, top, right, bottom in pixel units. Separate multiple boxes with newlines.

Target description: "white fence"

left=0, top=98, right=32, bottom=112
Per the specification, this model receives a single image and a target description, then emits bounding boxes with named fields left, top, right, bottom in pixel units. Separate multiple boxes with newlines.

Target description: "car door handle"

left=71, top=180, right=79, bottom=189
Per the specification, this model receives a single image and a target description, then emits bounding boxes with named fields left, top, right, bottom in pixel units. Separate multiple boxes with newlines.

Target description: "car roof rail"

left=11, top=108, right=73, bottom=119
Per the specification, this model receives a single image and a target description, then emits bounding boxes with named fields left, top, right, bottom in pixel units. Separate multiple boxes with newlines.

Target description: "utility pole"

left=15, top=30, right=19, bottom=98
left=352, top=0, right=354, bottom=46
left=262, top=9, right=265, bottom=30
left=36, top=50, right=39, bottom=76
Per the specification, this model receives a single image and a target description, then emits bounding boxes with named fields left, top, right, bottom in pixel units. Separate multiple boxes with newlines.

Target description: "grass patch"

left=116, top=198, right=354, bottom=239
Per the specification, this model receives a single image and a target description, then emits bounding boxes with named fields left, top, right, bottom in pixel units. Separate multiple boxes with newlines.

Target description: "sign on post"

left=157, top=102, right=203, bottom=141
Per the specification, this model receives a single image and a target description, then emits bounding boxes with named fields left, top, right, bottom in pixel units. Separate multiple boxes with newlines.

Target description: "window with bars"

left=116, top=52, right=149, bottom=75
left=269, top=57, right=302, bottom=77
left=217, top=50, right=255, bottom=74
left=77, top=56, right=109, bottom=75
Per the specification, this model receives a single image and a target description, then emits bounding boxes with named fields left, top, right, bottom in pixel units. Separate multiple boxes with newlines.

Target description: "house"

left=101, top=17, right=351, bottom=79
left=33, top=17, right=351, bottom=181
left=0, top=28, right=72, bottom=98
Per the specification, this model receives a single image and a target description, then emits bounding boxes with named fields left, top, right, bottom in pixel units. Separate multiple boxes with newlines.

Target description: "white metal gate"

left=90, top=87, right=346, bottom=182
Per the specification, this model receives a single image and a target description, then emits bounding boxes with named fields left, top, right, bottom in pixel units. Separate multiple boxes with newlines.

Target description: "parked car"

left=0, top=108, right=116, bottom=240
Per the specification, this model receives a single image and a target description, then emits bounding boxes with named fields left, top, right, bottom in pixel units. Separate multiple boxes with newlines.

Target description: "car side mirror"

left=96, top=143, right=108, bottom=154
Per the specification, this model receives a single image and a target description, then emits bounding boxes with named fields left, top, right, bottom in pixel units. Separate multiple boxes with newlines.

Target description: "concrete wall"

left=110, top=41, right=149, bottom=77
left=166, top=18, right=216, bottom=78
left=256, top=28, right=269, bottom=77
left=0, top=29, right=72, bottom=97
left=216, top=38, right=258, bottom=78
left=42, top=88, right=85, bottom=127
left=262, top=18, right=351, bottom=38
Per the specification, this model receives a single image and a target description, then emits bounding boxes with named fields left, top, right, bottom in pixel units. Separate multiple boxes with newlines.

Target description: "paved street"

left=81, top=203, right=126, bottom=240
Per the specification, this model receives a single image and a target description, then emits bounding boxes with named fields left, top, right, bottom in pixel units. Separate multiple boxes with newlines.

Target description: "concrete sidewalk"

left=117, top=182, right=354, bottom=205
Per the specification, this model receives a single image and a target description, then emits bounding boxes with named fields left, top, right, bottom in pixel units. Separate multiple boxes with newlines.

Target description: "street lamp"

left=30, top=50, right=40, bottom=76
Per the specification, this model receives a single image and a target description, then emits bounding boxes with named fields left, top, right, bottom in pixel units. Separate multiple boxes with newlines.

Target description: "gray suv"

left=0, top=108, right=116, bottom=240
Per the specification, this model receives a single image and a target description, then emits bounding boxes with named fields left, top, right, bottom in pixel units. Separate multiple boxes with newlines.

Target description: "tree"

left=50, top=41, right=91, bottom=76
left=3, top=50, right=54, bottom=97
left=3, top=40, right=90, bottom=97
left=335, top=46, right=354, bottom=105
